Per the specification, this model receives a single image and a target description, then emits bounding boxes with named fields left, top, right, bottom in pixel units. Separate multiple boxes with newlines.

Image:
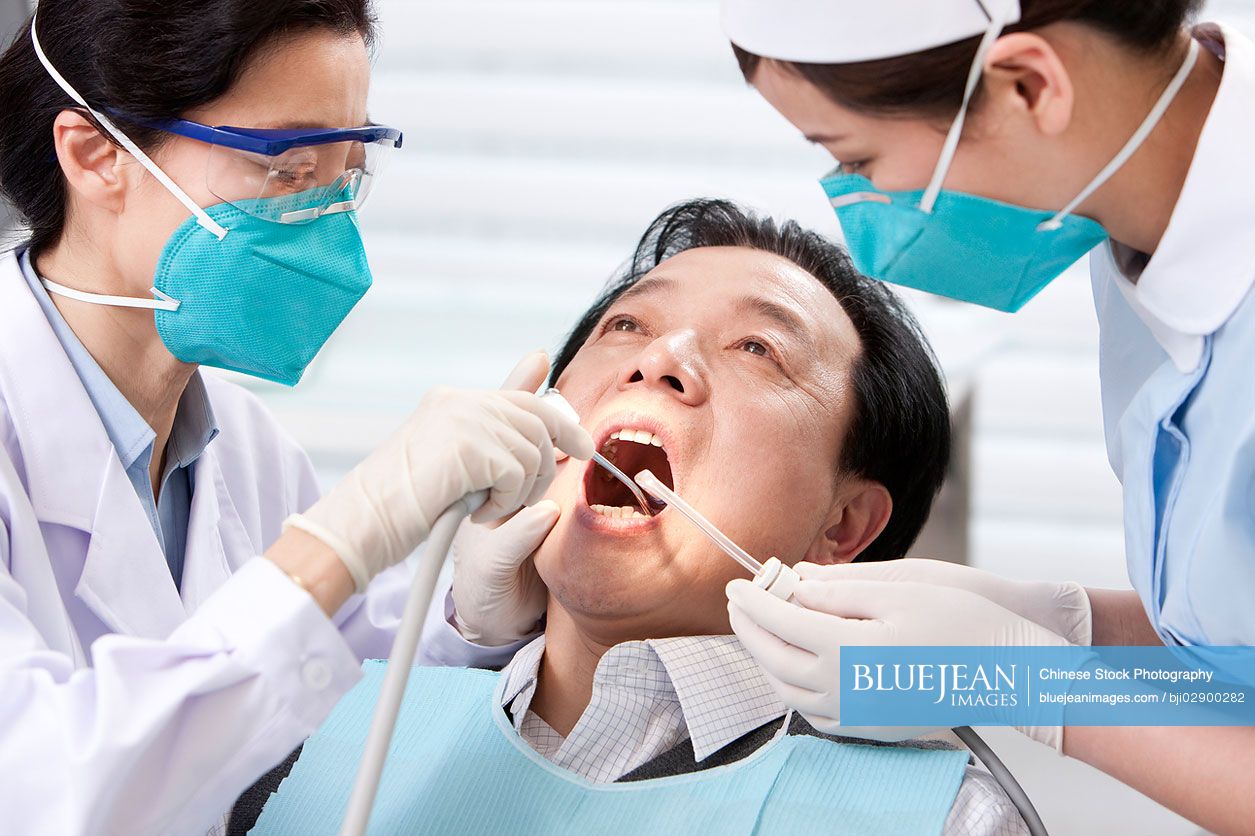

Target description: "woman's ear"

left=804, top=480, right=892, bottom=565
left=983, top=32, right=1075, bottom=137
left=52, top=109, right=129, bottom=214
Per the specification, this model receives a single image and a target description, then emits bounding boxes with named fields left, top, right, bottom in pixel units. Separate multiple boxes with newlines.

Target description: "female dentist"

left=437, top=1, right=1255, bottom=833
left=0, top=2, right=590, bottom=834
left=712, top=1, right=1255, bottom=833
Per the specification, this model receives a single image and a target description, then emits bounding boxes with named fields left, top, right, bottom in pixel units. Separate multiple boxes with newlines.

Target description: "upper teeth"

left=609, top=428, right=664, bottom=447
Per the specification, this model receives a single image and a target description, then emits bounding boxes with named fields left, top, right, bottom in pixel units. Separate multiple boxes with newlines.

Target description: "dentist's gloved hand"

left=727, top=572, right=1073, bottom=750
left=448, top=347, right=569, bottom=646
left=797, top=560, right=1093, bottom=646
left=450, top=500, right=557, bottom=646
left=287, top=351, right=594, bottom=593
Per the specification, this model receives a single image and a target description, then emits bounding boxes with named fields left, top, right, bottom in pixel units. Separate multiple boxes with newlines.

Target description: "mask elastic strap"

left=41, top=278, right=180, bottom=312
left=29, top=14, right=227, bottom=240
left=278, top=200, right=358, bottom=224
left=919, top=6, right=1012, bottom=214
left=1039, top=38, right=1200, bottom=231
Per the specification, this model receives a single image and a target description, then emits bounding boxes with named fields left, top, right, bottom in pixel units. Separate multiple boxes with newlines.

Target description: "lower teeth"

left=590, top=503, right=648, bottom=519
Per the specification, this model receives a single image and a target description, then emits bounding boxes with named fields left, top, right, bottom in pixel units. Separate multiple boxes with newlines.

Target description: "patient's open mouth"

left=584, top=426, right=674, bottom=519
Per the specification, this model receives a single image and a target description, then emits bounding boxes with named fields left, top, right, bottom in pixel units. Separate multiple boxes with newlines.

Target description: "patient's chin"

left=547, top=578, right=638, bottom=619
left=548, top=572, right=734, bottom=642
left=536, top=541, right=660, bottom=620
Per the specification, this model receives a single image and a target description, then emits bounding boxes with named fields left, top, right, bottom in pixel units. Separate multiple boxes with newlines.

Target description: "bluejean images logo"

left=851, top=662, right=1019, bottom=708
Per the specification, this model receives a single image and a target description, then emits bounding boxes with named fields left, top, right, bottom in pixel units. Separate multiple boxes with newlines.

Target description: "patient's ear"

left=804, top=480, right=892, bottom=565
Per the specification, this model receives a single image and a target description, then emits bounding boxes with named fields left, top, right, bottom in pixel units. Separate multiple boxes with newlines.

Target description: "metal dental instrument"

left=634, top=468, right=798, bottom=601
left=591, top=450, right=655, bottom=516
left=540, top=388, right=653, bottom=516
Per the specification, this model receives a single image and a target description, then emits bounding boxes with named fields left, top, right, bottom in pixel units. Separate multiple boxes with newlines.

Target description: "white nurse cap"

left=720, top=0, right=1022, bottom=63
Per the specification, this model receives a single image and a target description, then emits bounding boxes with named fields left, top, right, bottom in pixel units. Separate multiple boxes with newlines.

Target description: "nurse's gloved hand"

left=726, top=575, right=1073, bottom=751
left=449, top=501, right=557, bottom=646
left=287, top=351, right=594, bottom=593
left=794, top=560, right=1093, bottom=646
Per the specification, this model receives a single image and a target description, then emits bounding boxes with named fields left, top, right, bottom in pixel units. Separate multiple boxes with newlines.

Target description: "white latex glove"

left=287, top=351, right=593, bottom=593
left=795, top=559, right=1093, bottom=646
left=726, top=575, right=1072, bottom=750
left=450, top=500, right=557, bottom=646
left=449, top=348, right=568, bottom=645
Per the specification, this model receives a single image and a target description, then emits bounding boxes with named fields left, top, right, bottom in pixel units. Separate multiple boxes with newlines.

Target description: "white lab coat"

left=0, top=251, right=413, bottom=835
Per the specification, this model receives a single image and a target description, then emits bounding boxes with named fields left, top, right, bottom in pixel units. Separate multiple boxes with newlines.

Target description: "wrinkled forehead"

left=608, top=245, right=861, bottom=364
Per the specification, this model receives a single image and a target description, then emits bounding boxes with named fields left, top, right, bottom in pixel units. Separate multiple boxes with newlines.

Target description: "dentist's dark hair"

left=550, top=199, right=951, bottom=563
left=0, top=0, right=376, bottom=258
left=732, top=0, right=1203, bottom=119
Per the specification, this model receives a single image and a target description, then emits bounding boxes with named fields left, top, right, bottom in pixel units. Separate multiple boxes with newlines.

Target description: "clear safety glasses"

left=118, top=115, right=403, bottom=224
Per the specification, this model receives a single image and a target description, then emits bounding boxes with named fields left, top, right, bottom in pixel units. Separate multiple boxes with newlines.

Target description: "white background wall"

left=237, top=2, right=1248, bottom=832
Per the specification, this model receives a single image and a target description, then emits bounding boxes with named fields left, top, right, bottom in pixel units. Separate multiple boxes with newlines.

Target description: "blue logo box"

left=839, top=646, right=1255, bottom=726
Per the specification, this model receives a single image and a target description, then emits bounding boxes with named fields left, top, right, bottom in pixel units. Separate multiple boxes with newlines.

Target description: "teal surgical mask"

left=821, top=17, right=1200, bottom=313
left=148, top=194, right=371, bottom=385
left=30, top=16, right=376, bottom=386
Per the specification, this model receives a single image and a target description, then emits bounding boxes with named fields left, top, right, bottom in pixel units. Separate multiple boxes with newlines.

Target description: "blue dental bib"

left=251, top=662, right=968, bottom=835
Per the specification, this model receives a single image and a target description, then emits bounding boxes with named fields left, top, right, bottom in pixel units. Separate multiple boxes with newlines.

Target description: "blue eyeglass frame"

left=107, top=111, right=403, bottom=156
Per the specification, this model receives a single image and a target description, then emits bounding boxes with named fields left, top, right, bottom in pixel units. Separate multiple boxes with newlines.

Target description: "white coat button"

left=302, top=658, right=333, bottom=691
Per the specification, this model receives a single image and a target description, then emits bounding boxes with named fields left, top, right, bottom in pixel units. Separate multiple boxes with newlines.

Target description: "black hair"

left=0, top=0, right=376, bottom=257
left=733, top=0, right=1204, bottom=118
left=550, top=199, right=951, bottom=563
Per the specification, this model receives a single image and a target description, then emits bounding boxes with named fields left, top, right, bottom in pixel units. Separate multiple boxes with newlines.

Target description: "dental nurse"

left=0, top=2, right=590, bottom=834
left=712, top=0, right=1255, bottom=832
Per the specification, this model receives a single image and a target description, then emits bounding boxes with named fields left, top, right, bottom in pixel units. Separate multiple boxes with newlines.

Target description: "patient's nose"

left=618, top=330, right=708, bottom=405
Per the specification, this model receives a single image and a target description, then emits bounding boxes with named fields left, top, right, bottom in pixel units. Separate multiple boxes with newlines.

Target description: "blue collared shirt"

left=19, top=249, right=218, bottom=590
left=1088, top=24, right=1255, bottom=645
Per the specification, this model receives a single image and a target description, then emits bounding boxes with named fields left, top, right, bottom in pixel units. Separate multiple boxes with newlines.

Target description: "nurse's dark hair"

left=0, top=0, right=376, bottom=257
left=732, top=0, right=1204, bottom=118
left=549, top=199, right=951, bottom=563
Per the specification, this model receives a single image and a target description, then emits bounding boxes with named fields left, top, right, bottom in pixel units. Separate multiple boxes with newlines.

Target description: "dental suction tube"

left=634, top=469, right=763, bottom=575
left=339, top=489, right=488, bottom=836
left=635, top=471, right=1044, bottom=834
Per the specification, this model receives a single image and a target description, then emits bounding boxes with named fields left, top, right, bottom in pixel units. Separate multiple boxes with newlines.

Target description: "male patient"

left=243, top=200, right=1025, bottom=835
